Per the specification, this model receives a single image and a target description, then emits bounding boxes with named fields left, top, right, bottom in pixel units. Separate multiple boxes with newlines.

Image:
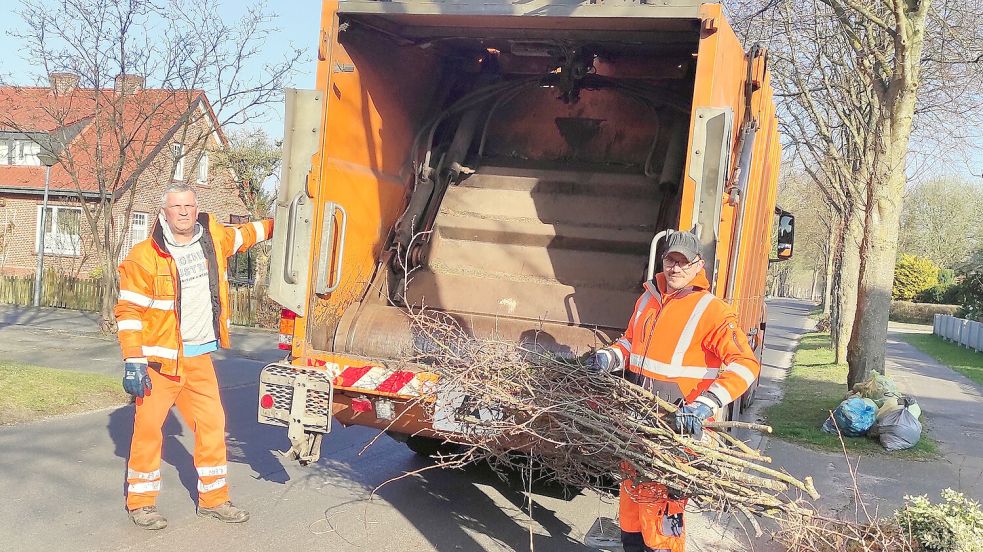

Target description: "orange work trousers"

left=619, top=479, right=687, bottom=552
left=125, top=353, right=230, bottom=510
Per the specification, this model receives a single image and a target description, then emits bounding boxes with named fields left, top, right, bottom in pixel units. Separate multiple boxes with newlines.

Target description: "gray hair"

left=160, top=183, right=198, bottom=207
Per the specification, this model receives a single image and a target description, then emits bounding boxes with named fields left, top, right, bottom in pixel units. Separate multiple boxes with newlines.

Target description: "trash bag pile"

left=821, top=373, right=922, bottom=451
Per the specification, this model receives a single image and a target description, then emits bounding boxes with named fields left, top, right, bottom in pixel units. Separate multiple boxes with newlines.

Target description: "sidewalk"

left=0, top=303, right=284, bottom=377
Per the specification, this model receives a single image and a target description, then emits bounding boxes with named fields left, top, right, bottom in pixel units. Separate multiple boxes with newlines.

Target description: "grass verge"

left=0, top=362, right=129, bottom=425
left=900, top=333, right=983, bottom=387
left=764, top=332, right=937, bottom=458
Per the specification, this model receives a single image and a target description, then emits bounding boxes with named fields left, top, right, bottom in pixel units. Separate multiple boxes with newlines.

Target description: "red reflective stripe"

left=376, top=371, right=416, bottom=394
left=336, top=365, right=372, bottom=387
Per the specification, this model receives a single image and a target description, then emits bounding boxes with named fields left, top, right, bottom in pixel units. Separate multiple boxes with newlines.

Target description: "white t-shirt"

left=160, top=215, right=215, bottom=346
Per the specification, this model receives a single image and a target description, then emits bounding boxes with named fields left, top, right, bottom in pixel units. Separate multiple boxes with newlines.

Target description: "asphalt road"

left=0, top=301, right=817, bottom=552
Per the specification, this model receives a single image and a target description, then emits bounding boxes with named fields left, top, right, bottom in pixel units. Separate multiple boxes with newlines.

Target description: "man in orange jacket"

left=587, top=230, right=761, bottom=552
left=115, top=183, right=273, bottom=530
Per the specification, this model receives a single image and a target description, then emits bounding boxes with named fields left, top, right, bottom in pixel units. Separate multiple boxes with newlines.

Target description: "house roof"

left=0, top=84, right=225, bottom=196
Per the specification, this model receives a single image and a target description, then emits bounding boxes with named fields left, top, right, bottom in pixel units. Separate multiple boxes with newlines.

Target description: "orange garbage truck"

left=258, top=0, right=794, bottom=463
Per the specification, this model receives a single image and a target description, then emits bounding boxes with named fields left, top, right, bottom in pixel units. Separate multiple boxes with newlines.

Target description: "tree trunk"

left=847, top=147, right=911, bottom=387
left=822, top=223, right=837, bottom=315
left=834, top=207, right=863, bottom=364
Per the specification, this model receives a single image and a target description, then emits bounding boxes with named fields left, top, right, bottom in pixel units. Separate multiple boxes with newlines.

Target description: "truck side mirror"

left=773, top=212, right=794, bottom=262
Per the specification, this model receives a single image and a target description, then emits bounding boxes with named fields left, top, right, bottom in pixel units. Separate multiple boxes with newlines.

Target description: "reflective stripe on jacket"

left=114, top=213, right=273, bottom=377
left=603, top=270, right=759, bottom=408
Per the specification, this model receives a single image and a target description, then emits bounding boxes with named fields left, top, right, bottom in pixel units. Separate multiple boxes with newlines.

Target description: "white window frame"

left=171, top=143, right=184, bottom=180
left=197, top=151, right=209, bottom=183
left=35, top=205, right=83, bottom=256
left=120, top=211, right=149, bottom=259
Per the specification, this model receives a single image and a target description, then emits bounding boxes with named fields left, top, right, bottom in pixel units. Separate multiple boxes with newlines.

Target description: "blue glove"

left=122, top=359, right=152, bottom=398
left=672, top=402, right=714, bottom=439
left=584, top=349, right=616, bottom=374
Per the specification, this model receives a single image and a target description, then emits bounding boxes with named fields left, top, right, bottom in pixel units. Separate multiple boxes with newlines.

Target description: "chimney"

left=114, top=74, right=145, bottom=95
left=48, top=72, right=80, bottom=96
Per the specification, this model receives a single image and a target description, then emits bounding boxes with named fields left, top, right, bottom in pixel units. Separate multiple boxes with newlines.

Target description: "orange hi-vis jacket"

left=602, top=270, right=759, bottom=410
left=114, top=213, right=273, bottom=377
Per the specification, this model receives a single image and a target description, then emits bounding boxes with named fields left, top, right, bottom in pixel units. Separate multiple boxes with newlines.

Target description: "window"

left=171, top=143, right=184, bottom=180
left=0, top=139, right=41, bottom=166
left=197, top=152, right=209, bottom=183
left=15, top=140, right=41, bottom=165
left=120, top=212, right=148, bottom=259
left=35, top=205, right=82, bottom=256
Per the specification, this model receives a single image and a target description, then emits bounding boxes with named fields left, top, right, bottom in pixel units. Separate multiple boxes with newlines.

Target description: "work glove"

left=672, top=402, right=714, bottom=440
left=122, top=358, right=152, bottom=398
left=583, top=348, right=617, bottom=374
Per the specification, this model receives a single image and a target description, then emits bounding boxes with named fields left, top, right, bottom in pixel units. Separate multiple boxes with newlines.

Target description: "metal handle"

left=646, top=230, right=671, bottom=282
left=283, top=192, right=304, bottom=284
left=316, top=202, right=348, bottom=294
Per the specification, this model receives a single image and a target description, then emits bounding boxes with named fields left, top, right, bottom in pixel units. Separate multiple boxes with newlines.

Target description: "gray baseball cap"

left=664, top=231, right=702, bottom=262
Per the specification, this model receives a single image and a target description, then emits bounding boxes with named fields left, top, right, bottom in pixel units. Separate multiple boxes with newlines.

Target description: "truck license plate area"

left=258, top=363, right=333, bottom=433
left=433, top=387, right=505, bottom=436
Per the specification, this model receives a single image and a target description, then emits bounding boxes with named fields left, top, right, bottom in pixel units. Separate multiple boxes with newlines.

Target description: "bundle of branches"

left=401, top=309, right=819, bottom=532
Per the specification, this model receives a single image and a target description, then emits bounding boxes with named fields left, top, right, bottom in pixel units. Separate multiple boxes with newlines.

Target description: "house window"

left=197, top=152, right=208, bottom=183
left=35, top=205, right=82, bottom=256
left=120, top=212, right=149, bottom=259
left=0, top=139, right=41, bottom=166
left=171, top=143, right=184, bottom=180
left=15, top=140, right=41, bottom=166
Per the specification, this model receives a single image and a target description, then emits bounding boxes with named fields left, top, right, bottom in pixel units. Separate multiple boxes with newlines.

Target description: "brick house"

left=0, top=73, right=248, bottom=278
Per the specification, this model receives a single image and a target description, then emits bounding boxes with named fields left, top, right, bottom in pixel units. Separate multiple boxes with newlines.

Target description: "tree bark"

left=822, top=221, right=837, bottom=316
left=834, top=206, right=863, bottom=364
left=847, top=134, right=913, bottom=387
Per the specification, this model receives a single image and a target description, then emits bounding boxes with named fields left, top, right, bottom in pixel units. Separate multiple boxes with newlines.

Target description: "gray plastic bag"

left=878, top=404, right=922, bottom=451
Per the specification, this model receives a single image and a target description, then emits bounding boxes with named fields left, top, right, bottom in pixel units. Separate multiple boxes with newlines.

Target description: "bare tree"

left=898, top=177, right=983, bottom=268
left=1, top=0, right=301, bottom=328
left=211, top=127, right=281, bottom=297
left=731, top=0, right=983, bottom=383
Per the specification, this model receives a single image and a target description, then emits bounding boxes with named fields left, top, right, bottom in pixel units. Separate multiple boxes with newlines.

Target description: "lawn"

left=764, top=332, right=937, bottom=458
left=901, top=333, right=983, bottom=387
left=0, top=362, right=129, bottom=425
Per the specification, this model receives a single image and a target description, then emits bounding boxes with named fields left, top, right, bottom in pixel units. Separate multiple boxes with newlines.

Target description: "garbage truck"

left=257, top=0, right=793, bottom=463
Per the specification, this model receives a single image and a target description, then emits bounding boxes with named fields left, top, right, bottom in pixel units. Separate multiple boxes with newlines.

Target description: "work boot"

left=197, top=501, right=250, bottom=523
left=128, top=506, right=168, bottom=530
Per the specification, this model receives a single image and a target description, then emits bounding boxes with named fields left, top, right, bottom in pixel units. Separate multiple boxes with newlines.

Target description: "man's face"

left=162, top=190, right=198, bottom=236
left=663, top=252, right=704, bottom=291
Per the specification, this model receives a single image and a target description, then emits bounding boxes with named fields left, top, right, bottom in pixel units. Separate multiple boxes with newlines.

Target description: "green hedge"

left=890, top=301, right=959, bottom=324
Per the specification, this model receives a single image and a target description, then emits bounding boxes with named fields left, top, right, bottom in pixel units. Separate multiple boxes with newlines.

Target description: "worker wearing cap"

left=115, top=183, right=272, bottom=530
left=586, top=230, right=761, bottom=552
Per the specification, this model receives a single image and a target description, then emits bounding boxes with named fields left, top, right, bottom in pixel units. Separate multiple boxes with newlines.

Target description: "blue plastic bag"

left=821, top=397, right=877, bottom=437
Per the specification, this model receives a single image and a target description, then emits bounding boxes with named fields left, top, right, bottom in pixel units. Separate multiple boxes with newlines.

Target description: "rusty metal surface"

left=340, top=164, right=667, bottom=359
left=336, top=302, right=620, bottom=360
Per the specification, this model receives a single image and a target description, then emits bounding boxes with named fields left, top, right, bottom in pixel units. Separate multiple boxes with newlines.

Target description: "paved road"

left=0, top=301, right=817, bottom=552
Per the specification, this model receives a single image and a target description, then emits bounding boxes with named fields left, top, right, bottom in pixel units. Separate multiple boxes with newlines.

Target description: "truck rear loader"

left=257, top=0, right=794, bottom=464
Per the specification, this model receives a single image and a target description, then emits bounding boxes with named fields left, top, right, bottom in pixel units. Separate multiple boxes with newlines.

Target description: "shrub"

left=915, top=283, right=959, bottom=305
left=896, top=489, right=983, bottom=552
left=889, top=301, right=959, bottom=325
left=893, top=255, right=941, bottom=301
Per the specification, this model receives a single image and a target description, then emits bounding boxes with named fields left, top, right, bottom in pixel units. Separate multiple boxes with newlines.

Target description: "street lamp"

left=33, top=151, right=58, bottom=307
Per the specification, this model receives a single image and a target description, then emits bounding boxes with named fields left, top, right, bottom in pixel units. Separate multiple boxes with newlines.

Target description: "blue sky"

left=0, top=0, right=322, bottom=141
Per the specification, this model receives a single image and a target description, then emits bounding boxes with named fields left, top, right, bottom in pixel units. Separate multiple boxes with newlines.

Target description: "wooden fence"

left=0, top=272, right=103, bottom=311
left=0, top=273, right=270, bottom=328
